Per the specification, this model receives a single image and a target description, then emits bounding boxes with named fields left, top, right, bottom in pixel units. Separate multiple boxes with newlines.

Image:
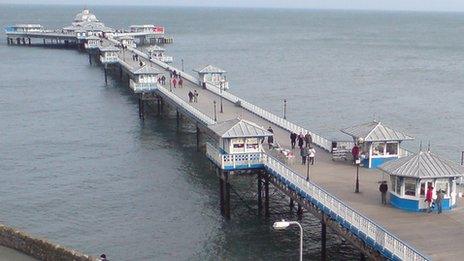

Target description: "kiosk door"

left=419, top=180, right=433, bottom=209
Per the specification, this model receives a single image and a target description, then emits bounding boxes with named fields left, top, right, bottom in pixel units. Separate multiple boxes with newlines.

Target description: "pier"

left=5, top=9, right=464, bottom=261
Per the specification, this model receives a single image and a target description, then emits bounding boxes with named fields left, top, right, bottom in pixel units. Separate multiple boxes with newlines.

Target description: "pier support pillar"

left=219, top=168, right=225, bottom=216
left=297, top=203, right=303, bottom=216
left=138, top=97, right=145, bottom=121
left=196, top=126, right=200, bottom=149
left=321, top=218, right=327, bottom=261
left=224, top=171, right=231, bottom=220
left=157, top=98, right=161, bottom=115
left=257, top=171, right=262, bottom=215
left=16, top=38, right=20, bottom=45
left=360, top=253, right=366, bottom=261
left=43, top=38, right=46, bottom=45
left=104, top=65, right=108, bottom=85
left=289, top=198, right=294, bottom=212
left=264, top=175, right=270, bottom=218
left=119, top=66, right=123, bottom=79
left=28, top=38, right=31, bottom=45
left=22, top=38, right=25, bottom=45
left=88, top=53, right=92, bottom=65
left=176, top=109, right=180, bottom=126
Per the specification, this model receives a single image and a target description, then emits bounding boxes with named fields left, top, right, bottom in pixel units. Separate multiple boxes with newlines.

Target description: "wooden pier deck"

left=107, top=40, right=464, bottom=260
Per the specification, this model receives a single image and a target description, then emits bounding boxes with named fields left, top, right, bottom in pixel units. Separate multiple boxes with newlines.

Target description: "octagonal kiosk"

left=206, top=118, right=273, bottom=170
left=84, top=35, right=101, bottom=50
left=99, top=46, right=119, bottom=64
left=129, top=65, right=160, bottom=93
left=380, top=150, right=464, bottom=212
left=194, top=65, right=229, bottom=90
left=146, top=45, right=172, bottom=63
left=117, top=35, right=136, bottom=48
left=341, top=121, right=414, bottom=168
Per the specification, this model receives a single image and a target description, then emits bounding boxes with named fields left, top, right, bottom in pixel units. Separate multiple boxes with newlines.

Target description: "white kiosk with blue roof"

left=380, top=150, right=464, bottom=212
left=341, top=121, right=414, bottom=168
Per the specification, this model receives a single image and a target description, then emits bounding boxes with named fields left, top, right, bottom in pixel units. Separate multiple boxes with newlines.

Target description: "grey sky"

left=1, top=0, right=464, bottom=12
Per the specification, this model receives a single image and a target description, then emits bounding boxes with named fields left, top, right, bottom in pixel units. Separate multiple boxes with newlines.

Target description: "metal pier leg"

left=290, top=198, right=294, bottom=212
left=138, top=98, right=142, bottom=119
left=176, top=109, right=180, bottom=127
left=28, top=38, right=31, bottom=45
left=297, top=203, right=303, bottom=216
left=157, top=98, right=161, bottom=115
left=264, top=175, right=270, bottom=218
left=321, top=218, right=327, bottom=261
left=360, top=253, right=366, bottom=261
left=104, top=65, right=108, bottom=85
left=88, top=53, right=92, bottom=65
left=219, top=168, right=225, bottom=216
left=43, top=38, right=46, bottom=45
left=257, top=171, right=262, bottom=215
left=224, top=171, right=231, bottom=220
left=196, top=126, right=200, bottom=149
left=119, top=66, right=123, bottom=79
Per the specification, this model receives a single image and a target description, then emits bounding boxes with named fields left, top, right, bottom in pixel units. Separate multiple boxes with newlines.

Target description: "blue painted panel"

left=223, top=164, right=264, bottom=171
left=370, top=157, right=398, bottom=168
left=390, top=193, right=419, bottom=212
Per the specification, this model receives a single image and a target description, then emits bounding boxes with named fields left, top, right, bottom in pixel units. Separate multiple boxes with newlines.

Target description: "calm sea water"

left=1, top=4, right=464, bottom=260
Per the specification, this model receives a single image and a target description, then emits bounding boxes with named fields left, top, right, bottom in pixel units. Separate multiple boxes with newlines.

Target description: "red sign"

left=153, top=26, right=165, bottom=34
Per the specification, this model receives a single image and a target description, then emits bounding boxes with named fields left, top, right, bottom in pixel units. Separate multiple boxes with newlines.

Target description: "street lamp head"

left=273, top=219, right=290, bottom=230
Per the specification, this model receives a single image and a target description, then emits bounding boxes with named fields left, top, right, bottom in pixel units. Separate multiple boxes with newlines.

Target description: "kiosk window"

left=404, top=178, right=416, bottom=196
left=386, top=143, right=398, bottom=155
left=435, top=181, right=449, bottom=195
left=372, top=142, right=385, bottom=156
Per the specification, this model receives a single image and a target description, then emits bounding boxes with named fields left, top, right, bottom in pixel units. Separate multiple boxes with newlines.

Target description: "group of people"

left=289, top=132, right=315, bottom=165
left=157, top=75, right=167, bottom=85
left=170, top=70, right=183, bottom=88
left=425, top=186, right=444, bottom=214
left=131, top=53, right=139, bottom=61
left=188, top=90, right=199, bottom=103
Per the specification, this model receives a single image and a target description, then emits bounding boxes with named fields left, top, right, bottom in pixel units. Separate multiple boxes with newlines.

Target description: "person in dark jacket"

left=352, top=144, right=360, bottom=164
left=290, top=132, right=297, bottom=149
left=267, top=127, right=274, bottom=149
left=379, top=181, right=388, bottom=205
left=298, top=132, right=304, bottom=149
left=436, top=189, right=443, bottom=214
left=304, top=132, right=312, bottom=147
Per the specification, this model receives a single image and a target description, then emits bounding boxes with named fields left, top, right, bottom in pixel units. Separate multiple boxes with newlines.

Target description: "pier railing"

left=129, top=79, right=157, bottom=93
left=206, top=143, right=265, bottom=170
left=262, top=154, right=429, bottom=261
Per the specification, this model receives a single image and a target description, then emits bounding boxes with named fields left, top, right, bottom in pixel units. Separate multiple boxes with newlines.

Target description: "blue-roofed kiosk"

left=341, top=121, right=414, bottom=168
left=206, top=118, right=272, bottom=170
left=380, top=150, right=464, bottom=212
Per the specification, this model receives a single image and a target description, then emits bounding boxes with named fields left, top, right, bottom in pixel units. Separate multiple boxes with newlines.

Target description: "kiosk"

left=341, top=121, right=413, bottom=168
left=146, top=45, right=172, bottom=63
left=194, top=65, right=229, bottom=90
left=380, top=150, right=464, bottom=212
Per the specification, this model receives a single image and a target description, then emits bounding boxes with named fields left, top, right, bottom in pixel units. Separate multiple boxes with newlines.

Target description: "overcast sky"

left=1, top=0, right=464, bottom=12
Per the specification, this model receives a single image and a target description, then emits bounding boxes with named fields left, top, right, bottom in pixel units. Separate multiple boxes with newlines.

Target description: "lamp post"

left=273, top=220, right=303, bottom=261
left=213, top=101, right=217, bottom=122
left=220, top=81, right=224, bottom=113
left=306, top=160, right=310, bottom=181
left=283, top=99, right=287, bottom=120
left=355, top=159, right=360, bottom=193
left=181, top=58, right=184, bottom=72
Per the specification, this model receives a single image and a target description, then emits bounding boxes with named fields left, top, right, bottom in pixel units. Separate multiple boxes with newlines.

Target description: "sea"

left=1, top=4, right=464, bottom=260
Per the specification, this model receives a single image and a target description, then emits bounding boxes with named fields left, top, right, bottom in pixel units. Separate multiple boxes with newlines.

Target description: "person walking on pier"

left=193, top=90, right=199, bottom=102
left=178, top=77, right=183, bottom=88
left=436, top=189, right=443, bottom=214
left=352, top=144, right=360, bottom=164
left=298, top=132, right=304, bottom=149
left=308, top=146, right=316, bottom=165
left=426, top=186, right=434, bottom=213
left=172, top=77, right=177, bottom=88
left=188, top=91, right=194, bottom=103
left=290, top=132, right=297, bottom=149
left=379, top=181, right=388, bottom=205
left=304, top=132, right=312, bottom=147
left=301, top=146, right=308, bottom=165
left=161, top=75, right=166, bottom=85
left=267, top=127, right=274, bottom=149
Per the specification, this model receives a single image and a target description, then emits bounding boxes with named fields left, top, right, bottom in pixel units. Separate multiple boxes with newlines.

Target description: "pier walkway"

left=100, top=38, right=464, bottom=260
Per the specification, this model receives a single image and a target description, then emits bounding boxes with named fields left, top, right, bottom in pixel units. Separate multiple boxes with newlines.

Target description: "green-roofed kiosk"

left=341, top=121, right=414, bottom=168
left=380, top=150, right=464, bottom=212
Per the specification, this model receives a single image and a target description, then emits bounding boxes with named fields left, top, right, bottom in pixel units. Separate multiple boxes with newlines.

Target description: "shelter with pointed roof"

left=379, top=150, right=464, bottom=212
left=84, top=35, right=101, bottom=49
left=210, top=118, right=272, bottom=154
left=146, top=45, right=173, bottom=63
left=99, top=45, right=120, bottom=64
left=129, top=65, right=160, bottom=93
left=194, top=65, right=229, bottom=90
left=341, top=121, right=414, bottom=168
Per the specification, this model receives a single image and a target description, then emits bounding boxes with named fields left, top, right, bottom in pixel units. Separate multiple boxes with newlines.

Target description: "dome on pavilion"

left=74, top=9, right=99, bottom=23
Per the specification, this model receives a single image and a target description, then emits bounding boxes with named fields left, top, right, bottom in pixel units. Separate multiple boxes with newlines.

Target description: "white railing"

left=262, top=154, right=429, bottom=261
left=99, top=55, right=119, bottom=64
left=129, top=79, right=157, bottom=93
left=206, top=143, right=265, bottom=170
left=156, top=85, right=216, bottom=126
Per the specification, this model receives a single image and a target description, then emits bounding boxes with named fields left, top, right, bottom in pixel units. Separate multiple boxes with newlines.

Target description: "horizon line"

left=1, top=2, right=464, bottom=14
